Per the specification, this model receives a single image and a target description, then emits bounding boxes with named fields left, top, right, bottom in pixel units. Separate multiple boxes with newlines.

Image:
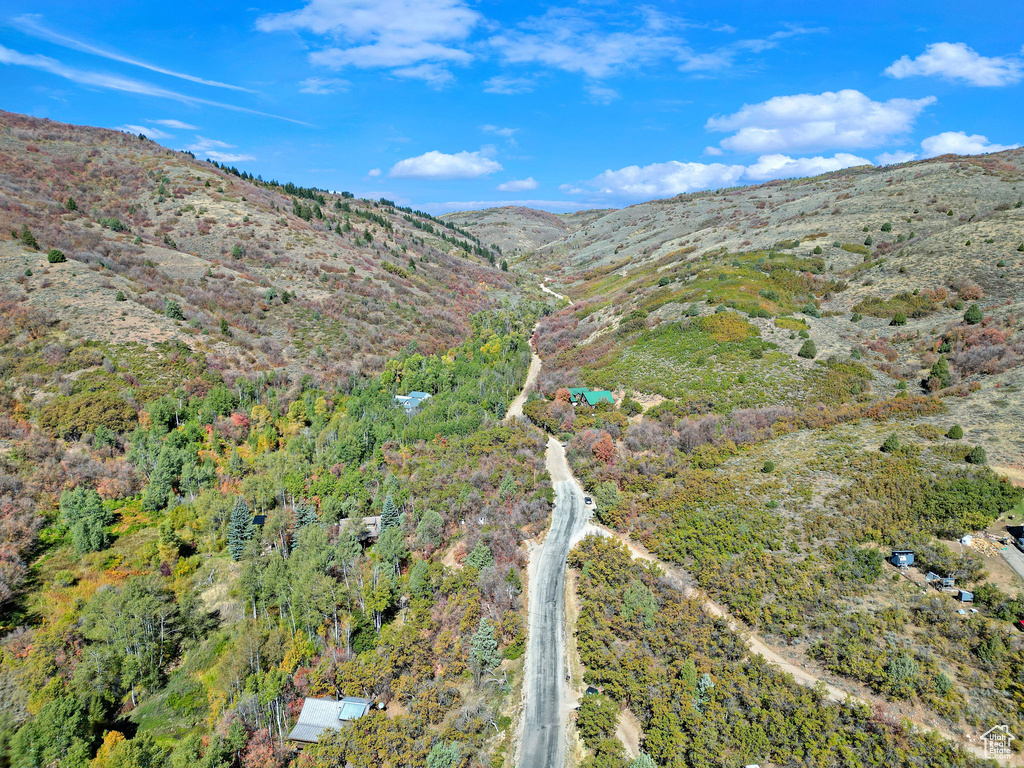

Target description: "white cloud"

left=149, top=119, right=198, bottom=130
left=12, top=14, right=254, bottom=92
left=257, top=0, right=479, bottom=84
left=184, top=136, right=256, bottom=163
left=299, top=76, right=349, bottom=94
left=586, top=84, right=620, bottom=104
left=497, top=177, right=538, bottom=191
left=0, top=43, right=309, bottom=125
left=565, top=152, right=871, bottom=200
left=483, top=76, right=536, bottom=94
left=885, top=42, right=1023, bottom=87
left=920, top=131, right=1020, bottom=158
left=706, top=89, right=935, bottom=153
left=744, top=152, right=870, bottom=181
left=389, top=150, right=502, bottom=179
left=481, top=124, right=518, bottom=138
left=119, top=124, right=174, bottom=139
left=367, top=168, right=382, bottom=177
left=875, top=150, right=918, bottom=165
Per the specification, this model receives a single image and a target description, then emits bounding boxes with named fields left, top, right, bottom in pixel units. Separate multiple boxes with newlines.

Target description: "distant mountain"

left=442, top=205, right=612, bottom=256
left=0, top=110, right=516, bottom=387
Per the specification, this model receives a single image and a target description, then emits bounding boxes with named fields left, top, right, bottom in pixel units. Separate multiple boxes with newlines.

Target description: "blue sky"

left=0, top=1, right=1021, bottom=213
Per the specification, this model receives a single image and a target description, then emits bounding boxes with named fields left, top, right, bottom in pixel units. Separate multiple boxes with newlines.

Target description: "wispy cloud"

left=298, top=76, right=349, bottom=94
left=183, top=136, right=256, bottom=163
left=149, top=119, right=198, bottom=130
left=496, top=177, right=538, bottom=191
left=118, top=124, right=174, bottom=139
left=257, top=0, right=479, bottom=86
left=420, top=199, right=594, bottom=215
left=11, top=14, right=255, bottom=92
left=483, top=75, right=535, bottom=94
left=0, top=43, right=312, bottom=125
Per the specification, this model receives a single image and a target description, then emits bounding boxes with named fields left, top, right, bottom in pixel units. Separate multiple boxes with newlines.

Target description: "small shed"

left=580, top=390, right=615, bottom=406
left=890, top=550, right=914, bottom=567
left=940, top=576, right=956, bottom=589
left=958, top=590, right=974, bottom=603
left=925, top=572, right=940, bottom=583
left=288, top=697, right=372, bottom=744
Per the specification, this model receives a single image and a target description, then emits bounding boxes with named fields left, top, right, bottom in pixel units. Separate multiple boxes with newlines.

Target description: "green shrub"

left=802, top=302, right=820, bottom=318
left=930, top=356, right=952, bottom=388
left=997, top=260, right=1006, bottom=267
left=37, top=391, right=138, bottom=440
left=946, top=425, right=963, bottom=440
left=164, top=299, right=185, bottom=320
left=890, top=312, right=907, bottom=326
left=966, top=446, right=987, bottom=465
left=19, top=224, right=39, bottom=250
left=115, top=290, right=126, bottom=301
left=65, top=197, right=77, bottom=211
left=24, top=268, right=31, bottom=277
left=864, top=235, right=873, bottom=246
left=658, top=275, right=670, bottom=287
left=812, top=245, right=822, bottom=254
left=880, top=434, right=900, bottom=453
left=797, top=339, right=817, bottom=359
left=47, top=249, right=66, bottom=263
left=880, top=222, right=892, bottom=232
left=799, top=329, right=810, bottom=339
left=963, top=303, right=983, bottom=324
left=761, top=461, right=775, bottom=473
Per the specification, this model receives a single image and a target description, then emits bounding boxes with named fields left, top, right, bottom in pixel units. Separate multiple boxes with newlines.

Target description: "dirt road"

left=518, top=438, right=589, bottom=768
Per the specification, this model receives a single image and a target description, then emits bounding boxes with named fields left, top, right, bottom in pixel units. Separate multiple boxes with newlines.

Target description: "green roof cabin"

left=580, top=390, right=614, bottom=406
left=567, top=387, right=590, bottom=399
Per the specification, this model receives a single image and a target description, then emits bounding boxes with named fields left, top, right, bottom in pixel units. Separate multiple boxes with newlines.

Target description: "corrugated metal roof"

left=288, top=697, right=371, bottom=743
left=582, top=390, right=614, bottom=405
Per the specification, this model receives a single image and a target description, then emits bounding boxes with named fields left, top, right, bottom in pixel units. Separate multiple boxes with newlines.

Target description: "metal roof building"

left=288, top=697, right=372, bottom=744
left=580, top=390, right=615, bottom=406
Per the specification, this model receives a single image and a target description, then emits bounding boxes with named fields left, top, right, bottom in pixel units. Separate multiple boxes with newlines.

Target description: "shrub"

left=997, top=260, right=1006, bottom=267
left=24, top=268, right=31, bottom=276
left=799, top=329, right=810, bottom=339
left=851, top=313, right=862, bottom=322
left=963, top=303, right=983, bottom=324
left=762, top=460, right=775, bottom=473
left=65, top=197, right=77, bottom=211
left=797, top=339, right=817, bottom=359
left=929, top=356, right=952, bottom=388
left=47, top=249, right=66, bottom=263
left=890, top=312, right=907, bottom=326
left=946, top=425, right=963, bottom=440
left=813, top=245, right=822, bottom=254
left=880, top=222, right=892, bottom=232
left=164, top=299, right=185, bottom=320
left=19, top=224, right=39, bottom=250
left=38, top=391, right=137, bottom=440
left=880, top=434, right=900, bottom=453
left=802, top=302, right=820, bottom=318
left=864, top=235, right=873, bottom=246
left=115, top=290, right=126, bottom=301
left=658, top=275, right=670, bottom=286
left=966, top=446, right=987, bottom=465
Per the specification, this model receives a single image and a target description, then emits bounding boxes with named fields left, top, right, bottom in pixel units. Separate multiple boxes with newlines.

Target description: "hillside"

left=0, top=110, right=521, bottom=389
left=441, top=205, right=611, bottom=256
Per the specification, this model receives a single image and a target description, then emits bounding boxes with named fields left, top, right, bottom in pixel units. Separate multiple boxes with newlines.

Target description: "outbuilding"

left=288, top=697, right=372, bottom=744
left=890, top=550, right=914, bottom=567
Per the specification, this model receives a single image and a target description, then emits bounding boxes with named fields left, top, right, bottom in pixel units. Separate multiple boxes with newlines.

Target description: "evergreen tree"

left=164, top=299, right=185, bottom=320
left=964, top=303, right=983, bottom=324
left=381, top=493, right=400, bottom=531
left=426, top=742, right=461, bottom=768
left=60, top=487, right=113, bottom=553
left=465, top=542, right=493, bottom=570
left=930, top=355, right=952, bottom=388
left=631, top=754, right=657, bottom=768
left=880, top=434, right=900, bottom=453
left=946, top=425, right=963, bottom=440
left=797, top=339, right=817, bottom=359
left=469, top=617, right=500, bottom=684
left=295, top=499, right=319, bottom=528
left=65, top=196, right=78, bottom=211
left=228, top=496, right=254, bottom=561
left=19, top=224, right=39, bottom=250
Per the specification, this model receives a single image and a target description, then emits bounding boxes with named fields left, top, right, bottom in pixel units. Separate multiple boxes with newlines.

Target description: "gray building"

left=288, top=696, right=372, bottom=744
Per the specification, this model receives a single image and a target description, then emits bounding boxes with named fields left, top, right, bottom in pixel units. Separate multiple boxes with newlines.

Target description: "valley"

left=0, top=110, right=1023, bottom=768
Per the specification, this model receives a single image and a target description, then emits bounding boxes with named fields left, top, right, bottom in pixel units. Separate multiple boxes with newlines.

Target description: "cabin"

left=361, top=515, right=382, bottom=540
left=288, top=696, right=372, bottom=744
left=580, top=390, right=615, bottom=407
left=567, top=387, right=590, bottom=401
left=394, top=391, right=431, bottom=412
left=890, top=550, right=914, bottom=567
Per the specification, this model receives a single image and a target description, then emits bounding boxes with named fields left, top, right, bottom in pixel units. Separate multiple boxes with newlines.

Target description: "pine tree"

left=964, top=303, right=983, bottom=324
left=381, top=493, right=400, bottom=531
left=295, top=500, right=319, bottom=528
left=228, top=496, right=254, bottom=561
left=469, top=617, right=500, bottom=684
left=65, top=197, right=77, bottom=211
left=930, top=355, right=952, bottom=388
left=19, top=224, right=39, bottom=250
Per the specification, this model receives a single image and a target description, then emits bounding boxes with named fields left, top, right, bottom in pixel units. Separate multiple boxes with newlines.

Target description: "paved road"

left=519, top=439, right=588, bottom=768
